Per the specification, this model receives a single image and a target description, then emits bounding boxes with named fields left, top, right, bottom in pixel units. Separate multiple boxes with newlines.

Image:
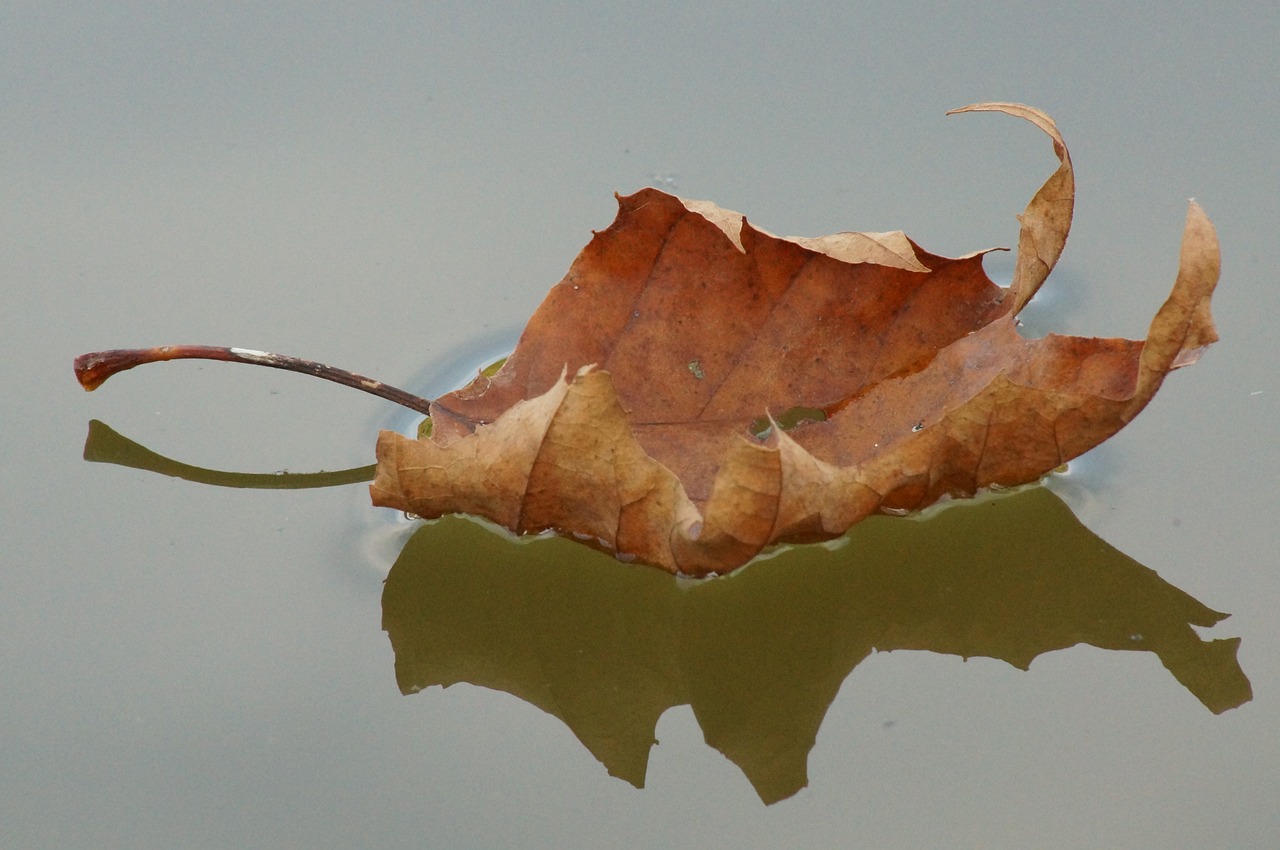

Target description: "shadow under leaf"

left=381, top=486, right=1250, bottom=804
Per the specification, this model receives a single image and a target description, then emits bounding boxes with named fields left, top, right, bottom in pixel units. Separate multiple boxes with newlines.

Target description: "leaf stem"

left=74, top=345, right=436, bottom=415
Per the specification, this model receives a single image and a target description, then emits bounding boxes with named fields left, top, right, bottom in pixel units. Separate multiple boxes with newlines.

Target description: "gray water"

left=5, top=5, right=1278, bottom=848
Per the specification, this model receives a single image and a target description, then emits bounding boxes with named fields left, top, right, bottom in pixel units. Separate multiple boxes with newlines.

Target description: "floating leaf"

left=372, top=104, right=1220, bottom=575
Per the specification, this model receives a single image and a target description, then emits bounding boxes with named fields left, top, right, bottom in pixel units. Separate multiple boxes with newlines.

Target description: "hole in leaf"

left=749, top=406, right=828, bottom=440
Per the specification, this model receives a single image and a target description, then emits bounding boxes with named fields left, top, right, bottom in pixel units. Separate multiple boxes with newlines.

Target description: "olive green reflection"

left=83, top=420, right=375, bottom=488
left=382, top=487, right=1250, bottom=805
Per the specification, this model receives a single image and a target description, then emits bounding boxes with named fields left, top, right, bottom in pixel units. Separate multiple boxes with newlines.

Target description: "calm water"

left=5, top=6, right=1278, bottom=848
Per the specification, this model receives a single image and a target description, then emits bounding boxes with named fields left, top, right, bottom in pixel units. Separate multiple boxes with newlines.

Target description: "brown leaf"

left=371, top=104, right=1220, bottom=576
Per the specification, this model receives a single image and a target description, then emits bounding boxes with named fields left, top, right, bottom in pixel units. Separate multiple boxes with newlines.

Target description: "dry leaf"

left=371, top=103, right=1220, bottom=576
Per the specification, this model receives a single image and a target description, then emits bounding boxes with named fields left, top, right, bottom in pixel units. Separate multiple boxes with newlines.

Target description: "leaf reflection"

left=382, top=487, right=1250, bottom=804
left=83, top=420, right=375, bottom=488
left=78, top=421, right=1252, bottom=804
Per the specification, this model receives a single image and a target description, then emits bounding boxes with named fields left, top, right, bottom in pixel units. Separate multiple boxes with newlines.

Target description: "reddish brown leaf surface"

left=371, top=103, right=1220, bottom=576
